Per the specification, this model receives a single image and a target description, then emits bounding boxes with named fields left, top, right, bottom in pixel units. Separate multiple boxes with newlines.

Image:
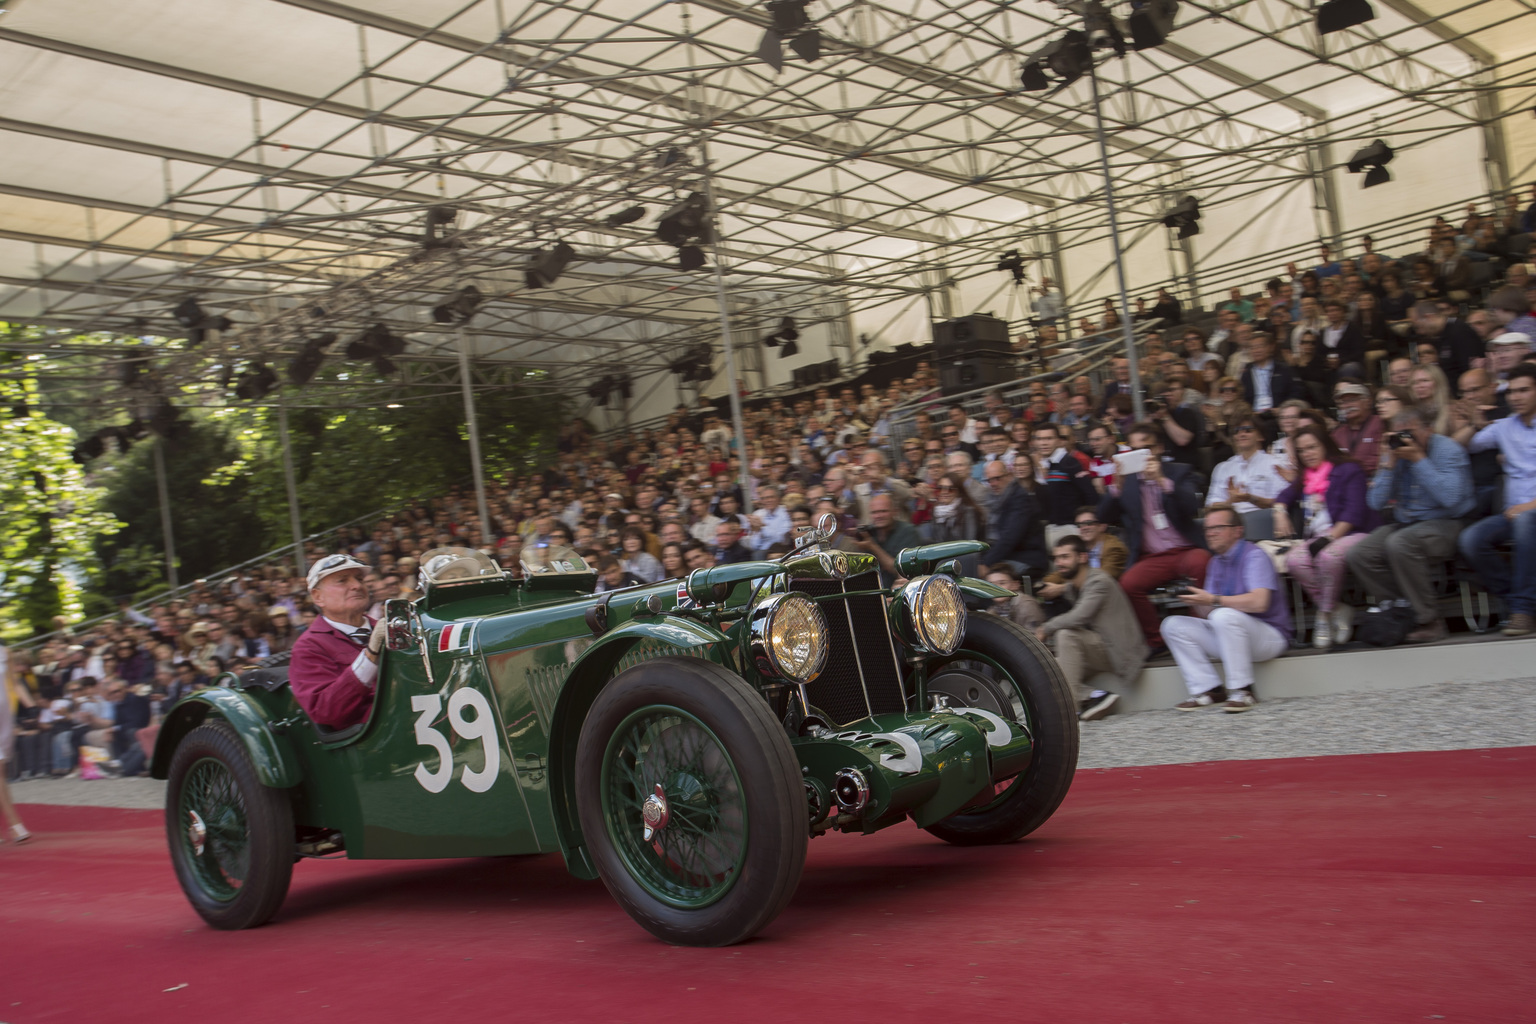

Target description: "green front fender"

left=149, top=687, right=302, bottom=788
left=548, top=616, right=733, bottom=879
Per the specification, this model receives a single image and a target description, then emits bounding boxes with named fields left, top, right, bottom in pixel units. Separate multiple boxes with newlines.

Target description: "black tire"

left=165, top=722, right=294, bottom=929
left=922, top=614, right=1078, bottom=846
left=575, top=656, right=807, bottom=946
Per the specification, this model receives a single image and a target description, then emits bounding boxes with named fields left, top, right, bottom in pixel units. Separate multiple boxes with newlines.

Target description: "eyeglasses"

left=1204, top=522, right=1243, bottom=532
left=1233, top=425, right=1257, bottom=433
left=1220, top=386, right=1238, bottom=393
left=936, top=484, right=957, bottom=492
left=1075, top=520, right=1100, bottom=528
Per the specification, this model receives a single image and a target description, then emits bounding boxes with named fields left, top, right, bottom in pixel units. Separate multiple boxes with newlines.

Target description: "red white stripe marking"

left=437, top=622, right=470, bottom=653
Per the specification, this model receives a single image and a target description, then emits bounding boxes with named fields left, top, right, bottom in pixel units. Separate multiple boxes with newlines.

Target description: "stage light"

left=1316, top=0, right=1374, bottom=33
left=1020, top=30, right=1092, bottom=95
left=605, top=205, right=647, bottom=227
left=1128, top=0, right=1179, bottom=49
left=997, top=250, right=1026, bottom=284
left=287, top=332, right=336, bottom=385
left=526, top=242, right=576, bottom=288
left=777, top=317, right=799, bottom=342
left=656, top=193, right=711, bottom=246
left=346, top=324, right=406, bottom=375
left=757, top=0, right=819, bottom=73
left=1161, top=194, right=1201, bottom=239
left=234, top=361, right=279, bottom=401
left=779, top=338, right=799, bottom=358
left=1346, top=139, right=1393, bottom=188
left=1084, top=5, right=1126, bottom=56
left=677, top=245, right=706, bottom=271
left=423, top=206, right=460, bottom=249
left=171, top=297, right=233, bottom=346
left=431, top=285, right=484, bottom=324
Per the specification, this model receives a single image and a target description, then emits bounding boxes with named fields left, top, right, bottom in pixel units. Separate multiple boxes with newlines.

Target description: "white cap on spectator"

left=1489, top=332, right=1531, bottom=347
left=1333, top=382, right=1370, bottom=398
left=306, top=554, right=369, bottom=591
left=267, top=605, right=289, bottom=618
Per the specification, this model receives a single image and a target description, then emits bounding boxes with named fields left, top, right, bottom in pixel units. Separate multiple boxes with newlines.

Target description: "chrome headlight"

left=899, top=574, right=966, bottom=655
left=749, top=592, right=829, bottom=683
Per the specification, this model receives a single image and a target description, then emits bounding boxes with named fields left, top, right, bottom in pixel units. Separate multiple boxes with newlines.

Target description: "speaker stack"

left=932, top=315, right=1015, bottom=395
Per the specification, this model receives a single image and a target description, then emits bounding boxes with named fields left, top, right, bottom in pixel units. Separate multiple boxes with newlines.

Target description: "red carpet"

left=3, top=747, right=1533, bottom=1023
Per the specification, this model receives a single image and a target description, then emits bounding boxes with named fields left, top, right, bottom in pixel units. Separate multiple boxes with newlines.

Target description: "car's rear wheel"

left=165, top=722, right=294, bottom=929
left=575, top=656, right=806, bottom=946
left=922, top=614, right=1078, bottom=846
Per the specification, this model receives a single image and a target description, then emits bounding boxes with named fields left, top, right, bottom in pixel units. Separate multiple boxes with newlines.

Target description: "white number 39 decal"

left=411, top=690, right=501, bottom=794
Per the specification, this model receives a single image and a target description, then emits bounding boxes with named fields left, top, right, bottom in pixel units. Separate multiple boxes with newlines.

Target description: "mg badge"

left=642, top=783, right=670, bottom=842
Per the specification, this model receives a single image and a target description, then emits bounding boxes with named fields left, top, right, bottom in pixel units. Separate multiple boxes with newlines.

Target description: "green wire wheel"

left=577, top=657, right=806, bottom=946
left=165, top=722, right=294, bottom=929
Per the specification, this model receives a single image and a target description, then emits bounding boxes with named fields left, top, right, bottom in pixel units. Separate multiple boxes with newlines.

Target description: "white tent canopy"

left=1, top=0, right=1531, bottom=423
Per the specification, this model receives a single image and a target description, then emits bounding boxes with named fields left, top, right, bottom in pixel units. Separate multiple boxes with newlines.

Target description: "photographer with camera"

left=1345, top=406, right=1474, bottom=644
left=1161, top=503, right=1293, bottom=712
left=849, top=493, right=921, bottom=587
left=1097, top=423, right=1209, bottom=651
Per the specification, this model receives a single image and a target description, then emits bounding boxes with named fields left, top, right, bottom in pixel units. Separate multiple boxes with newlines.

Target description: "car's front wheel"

left=922, top=613, right=1078, bottom=846
left=165, top=722, right=294, bottom=929
left=575, top=656, right=806, bottom=946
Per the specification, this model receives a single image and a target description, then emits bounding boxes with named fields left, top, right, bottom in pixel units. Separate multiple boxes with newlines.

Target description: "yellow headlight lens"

left=756, top=593, right=829, bottom=682
left=907, top=574, right=966, bottom=655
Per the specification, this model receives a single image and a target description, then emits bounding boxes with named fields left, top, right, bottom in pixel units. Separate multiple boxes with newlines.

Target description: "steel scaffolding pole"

left=152, top=436, right=178, bottom=589
left=276, top=399, right=306, bottom=576
left=1088, top=63, right=1145, bottom=423
left=700, top=135, right=752, bottom=504
left=457, top=325, right=493, bottom=547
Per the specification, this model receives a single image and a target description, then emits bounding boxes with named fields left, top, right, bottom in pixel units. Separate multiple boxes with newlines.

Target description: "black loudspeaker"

left=932, top=315, right=1010, bottom=360
left=939, top=352, right=1015, bottom=395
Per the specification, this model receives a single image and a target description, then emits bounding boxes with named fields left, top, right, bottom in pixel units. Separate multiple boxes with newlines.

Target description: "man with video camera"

left=849, top=493, right=921, bottom=587
left=1345, top=406, right=1474, bottom=643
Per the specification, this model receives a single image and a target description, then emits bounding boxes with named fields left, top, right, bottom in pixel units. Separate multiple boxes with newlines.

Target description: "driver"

left=289, top=554, right=387, bottom=729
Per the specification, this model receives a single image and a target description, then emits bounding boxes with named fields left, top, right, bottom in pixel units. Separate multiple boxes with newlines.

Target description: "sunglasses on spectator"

left=1075, top=519, right=1099, bottom=528
left=1233, top=424, right=1257, bottom=433
left=1220, top=385, right=1238, bottom=393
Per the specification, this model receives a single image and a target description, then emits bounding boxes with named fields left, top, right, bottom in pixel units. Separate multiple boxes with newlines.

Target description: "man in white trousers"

left=1160, top=502, right=1293, bottom=713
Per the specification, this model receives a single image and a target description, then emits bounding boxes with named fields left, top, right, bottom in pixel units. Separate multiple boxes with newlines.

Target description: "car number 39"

left=411, top=690, right=500, bottom=794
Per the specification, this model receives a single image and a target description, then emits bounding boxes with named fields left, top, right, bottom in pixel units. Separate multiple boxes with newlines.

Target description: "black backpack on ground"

left=1356, top=601, right=1416, bottom=647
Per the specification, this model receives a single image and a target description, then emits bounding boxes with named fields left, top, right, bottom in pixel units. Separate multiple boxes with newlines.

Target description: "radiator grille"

left=791, top=572, right=906, bottom=724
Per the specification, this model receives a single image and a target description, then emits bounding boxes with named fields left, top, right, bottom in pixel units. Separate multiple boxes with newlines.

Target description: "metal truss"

left=0, top=0, right=1524, bottom=407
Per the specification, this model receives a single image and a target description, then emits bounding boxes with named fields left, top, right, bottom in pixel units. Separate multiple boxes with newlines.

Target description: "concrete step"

left=1090, top=633, right=1536, bottom=713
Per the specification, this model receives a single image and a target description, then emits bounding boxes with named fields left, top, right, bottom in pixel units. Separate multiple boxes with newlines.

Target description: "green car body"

left=153, top=533, right=1077, bottom=943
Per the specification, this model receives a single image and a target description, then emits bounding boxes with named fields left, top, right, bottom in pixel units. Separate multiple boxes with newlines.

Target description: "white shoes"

left=1332, top=605, right=1355, bottom=646
left=5, top=824, right=31, bottom=844
left=1313, top=618, right=1333, bottom=650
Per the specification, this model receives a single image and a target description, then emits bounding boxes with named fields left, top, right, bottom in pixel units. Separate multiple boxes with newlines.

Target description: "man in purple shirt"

left=1161, top=503, right=1292, bottom=713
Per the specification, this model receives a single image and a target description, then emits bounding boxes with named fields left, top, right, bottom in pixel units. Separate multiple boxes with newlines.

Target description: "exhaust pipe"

left=833, top=768, right=871, bottom=815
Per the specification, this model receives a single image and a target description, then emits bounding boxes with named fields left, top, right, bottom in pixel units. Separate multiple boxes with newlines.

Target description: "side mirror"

left=383, top=598, right=418, bottom=652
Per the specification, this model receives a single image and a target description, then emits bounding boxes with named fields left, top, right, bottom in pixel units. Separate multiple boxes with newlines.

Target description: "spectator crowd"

left=7, top=192, right=1536, bottom=779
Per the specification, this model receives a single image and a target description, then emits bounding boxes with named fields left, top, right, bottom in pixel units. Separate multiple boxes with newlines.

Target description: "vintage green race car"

left=152, top=520, right=1077, bottom=945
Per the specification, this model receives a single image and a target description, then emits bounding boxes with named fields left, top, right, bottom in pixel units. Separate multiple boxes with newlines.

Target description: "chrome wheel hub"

left=641, top=783, right=670, bottom=842
left=187, top=809, right=207, bottom=857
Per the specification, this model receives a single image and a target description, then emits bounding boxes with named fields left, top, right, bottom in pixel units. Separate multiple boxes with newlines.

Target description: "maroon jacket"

left=289, top=617, right=375, bottom=729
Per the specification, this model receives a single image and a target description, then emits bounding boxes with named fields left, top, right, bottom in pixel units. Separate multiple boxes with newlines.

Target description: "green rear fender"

left=149, top=688, right=302, bottom=789
left=547, top=617, right=732, bottom=879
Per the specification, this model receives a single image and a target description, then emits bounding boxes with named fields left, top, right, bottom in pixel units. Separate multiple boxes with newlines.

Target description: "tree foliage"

left=0, top=362, right=122, bottom=638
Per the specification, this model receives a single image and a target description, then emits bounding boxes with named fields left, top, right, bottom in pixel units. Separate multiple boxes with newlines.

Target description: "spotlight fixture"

left=1346, top=139, right=1394, bottom=188
left=669, top=343, right=716, bottom=382
left=345, top=323, right=406, bottom=376
left=149, top=399, right=183, bottom=438
left=656, top=147, right=688, bottom=169
left=422, top=206, right=461, bottom=249
left=762, top=317, right=801, bottom=357
left=1315, top=0, right=1374, bottom=34
left=997, top=250, right=1027, bottom=285
left=757, top=0, right=820, bottom=74
left=1019, top=30, right=1093, bottom=95
left=605, top=205, right=647, bottom=227
left=677, top=245, right=707, bottom=271
left=655, top=193, right=712, bottom=247
left=115, top=346, right=152, bottom=388
left=287, top=332, right=337, bottom=386
left=234, top=361, right=279, bottom=401
left=587, top=375, right=629, bottom=406
left=1160, top=194, right=1202, bottom=239
left=526, top=242, right=576, bottom=289
left=171, top=297, right=233, bottom=346
left=1128, top=0, right=1179, bottom=49
left=1083, top=4, right=1127, bottom=55
left=431, top=285, right=484, bottom=324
